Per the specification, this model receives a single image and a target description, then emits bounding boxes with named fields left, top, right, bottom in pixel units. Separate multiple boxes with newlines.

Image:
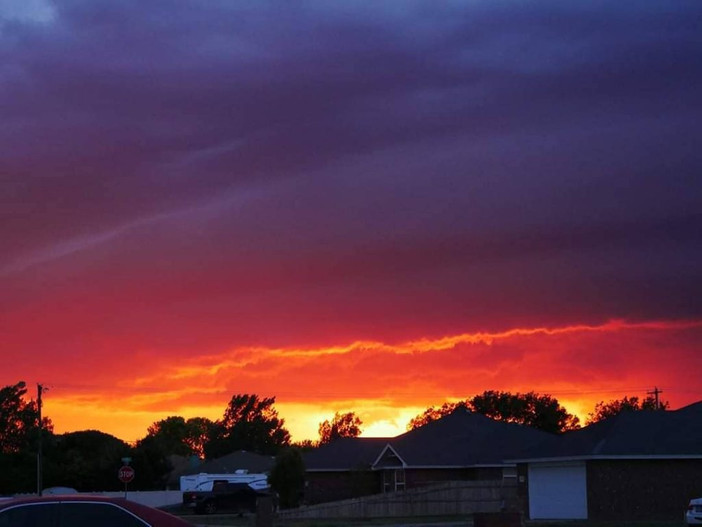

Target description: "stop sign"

left=118, top=465, right=135, bottom=483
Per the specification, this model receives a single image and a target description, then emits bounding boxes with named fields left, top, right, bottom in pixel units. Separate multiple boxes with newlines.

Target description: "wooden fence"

left=278, top=480, right=518, bottom=520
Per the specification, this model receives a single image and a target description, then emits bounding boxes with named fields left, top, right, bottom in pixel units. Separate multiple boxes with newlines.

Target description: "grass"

left=527, top=522, right=682, bottom=527
left=276, top=518, right=686, bottom=527
left=172, top=510, right=686, bottom=527
left=277, top=516, right=470, bottom=527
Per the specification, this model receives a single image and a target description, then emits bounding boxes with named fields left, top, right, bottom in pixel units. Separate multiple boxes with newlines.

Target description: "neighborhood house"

left=303, top=408, right=552, bottom=504
left=175, top=402, right=702, bottom=522
left=511, top=401, right=702, bottom=521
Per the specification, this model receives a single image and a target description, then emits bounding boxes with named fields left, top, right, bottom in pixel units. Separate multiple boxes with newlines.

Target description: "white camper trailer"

left=180, top=469, right=269, bottom=492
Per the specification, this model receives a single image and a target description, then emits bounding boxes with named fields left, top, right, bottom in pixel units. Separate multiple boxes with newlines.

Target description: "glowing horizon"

left=22, top=318, right=702, bottom=444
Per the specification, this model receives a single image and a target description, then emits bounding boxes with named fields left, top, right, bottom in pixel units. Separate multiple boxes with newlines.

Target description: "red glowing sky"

left=6, top=319, right=701, bottom=442
left=2, top=1, right=701, bottom=443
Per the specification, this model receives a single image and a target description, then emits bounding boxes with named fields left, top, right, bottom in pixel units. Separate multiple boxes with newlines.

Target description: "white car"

left=687, top=497, right=702, bottom=525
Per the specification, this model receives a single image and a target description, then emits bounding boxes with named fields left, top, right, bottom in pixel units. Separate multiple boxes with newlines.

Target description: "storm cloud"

left=1, top=0, right=701, bottom=439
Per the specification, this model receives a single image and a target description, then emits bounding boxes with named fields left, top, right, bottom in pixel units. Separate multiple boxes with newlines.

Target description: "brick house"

left=303, top=408, right=553, bottom=504
left=511, top=401, right=702, bottom=521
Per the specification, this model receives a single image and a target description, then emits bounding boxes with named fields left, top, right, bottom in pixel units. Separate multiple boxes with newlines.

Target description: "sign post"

left=118, top=461, right=135, bottom=498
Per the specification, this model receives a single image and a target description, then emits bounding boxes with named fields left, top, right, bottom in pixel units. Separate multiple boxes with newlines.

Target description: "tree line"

left=0, top=380, right=668, bottom=496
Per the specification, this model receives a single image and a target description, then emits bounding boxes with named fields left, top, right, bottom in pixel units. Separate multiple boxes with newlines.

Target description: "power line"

left=31, top=381, right=701, bottom=403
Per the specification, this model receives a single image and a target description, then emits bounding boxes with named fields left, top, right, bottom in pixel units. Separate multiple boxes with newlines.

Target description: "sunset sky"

left=2, top=1, right=701, bottom=444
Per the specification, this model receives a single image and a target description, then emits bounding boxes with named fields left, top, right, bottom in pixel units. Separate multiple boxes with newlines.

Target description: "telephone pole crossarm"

left=647, top=386, right=663, bottom=410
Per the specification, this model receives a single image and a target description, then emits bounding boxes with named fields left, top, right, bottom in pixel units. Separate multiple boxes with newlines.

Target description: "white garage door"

left=528, top=462, right=587, bottom=520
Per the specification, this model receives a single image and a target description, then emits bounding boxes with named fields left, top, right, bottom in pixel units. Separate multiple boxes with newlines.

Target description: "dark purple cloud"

left=1, top=0, right=701, bottom=351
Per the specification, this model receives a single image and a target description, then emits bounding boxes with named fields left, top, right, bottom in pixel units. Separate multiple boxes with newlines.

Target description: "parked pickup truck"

left=183, top=480, right=270, bottom=515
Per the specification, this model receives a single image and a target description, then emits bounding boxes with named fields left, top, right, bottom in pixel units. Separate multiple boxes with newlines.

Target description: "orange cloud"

left=15, top=318, right=702, bottom=443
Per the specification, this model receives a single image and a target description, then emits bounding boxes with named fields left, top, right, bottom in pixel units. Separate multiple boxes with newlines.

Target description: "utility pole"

left=37, top=383, right=44, bottom=496
left=647, top=386, right=662, bottom=409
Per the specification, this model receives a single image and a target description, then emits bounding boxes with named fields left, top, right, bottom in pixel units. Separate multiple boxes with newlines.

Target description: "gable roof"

left=372, top=443, right=407, bottom=468
left=304, top=408, right=554, bottom=471
left=511, top=400, right=702, bottom=462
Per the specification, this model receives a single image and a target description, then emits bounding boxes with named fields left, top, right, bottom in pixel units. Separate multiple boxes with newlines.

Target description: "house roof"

left=510, top=401, right=702, bottom=462
left=182, top=450, right=276, bottom=475
left=303, top=437, right=391, bottom=471
left=386, top=408, right=554, bottom=467
left=304, top=408, right=554, bottom=471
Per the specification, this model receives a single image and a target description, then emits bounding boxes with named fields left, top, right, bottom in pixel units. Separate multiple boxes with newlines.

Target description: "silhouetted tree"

left=291, top=439, right=318, bottom=450
left=141, top=416, right=192, bottom=457
left=204, top=394, right=290, bottom=458
left=469, top=390, right=579, bottom=433
left=586, top=395, right=669, bottom=425
left=132, top=415, right=215, bottom=489
left=47, top=430, right=130, bottom=491
left=0, top=450, right=38, bottom=494
left=407, top=391, right=579, bottom=434
left=268, top=447, right=305, bottom=509
left=138, top=415, right=214, bottom=458
left=407, top=401, right=467, bottom=430
left=131, top=438, right=173, bottom=490
left=0, top=381, right=54, bottom=494
left=0, top=381, right=52, bottom=454
left=182, top=417, right=215, bottom=458
left=318, top=412, right=363, bottom=444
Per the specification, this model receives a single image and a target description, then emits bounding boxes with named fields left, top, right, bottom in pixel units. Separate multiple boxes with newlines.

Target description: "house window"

left=383, top=469, right=406, bottom=492
left=395, top=469, right=405, bottom=491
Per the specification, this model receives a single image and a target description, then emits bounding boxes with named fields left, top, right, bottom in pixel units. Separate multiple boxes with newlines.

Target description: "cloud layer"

left=1, top=1, right=701, bottom=441
left=8, top=319, right=702, bottom=441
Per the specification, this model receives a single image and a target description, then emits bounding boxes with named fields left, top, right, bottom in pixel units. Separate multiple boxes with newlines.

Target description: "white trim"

left=309, top=463, right=512, bottom=472
left=381, top=468, right=407, bottom=493
left=371, top=444, right=407, bottom=468
left=381, top=463, right=510, bottom=469
left=510, top=454, right=702, bottom=463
